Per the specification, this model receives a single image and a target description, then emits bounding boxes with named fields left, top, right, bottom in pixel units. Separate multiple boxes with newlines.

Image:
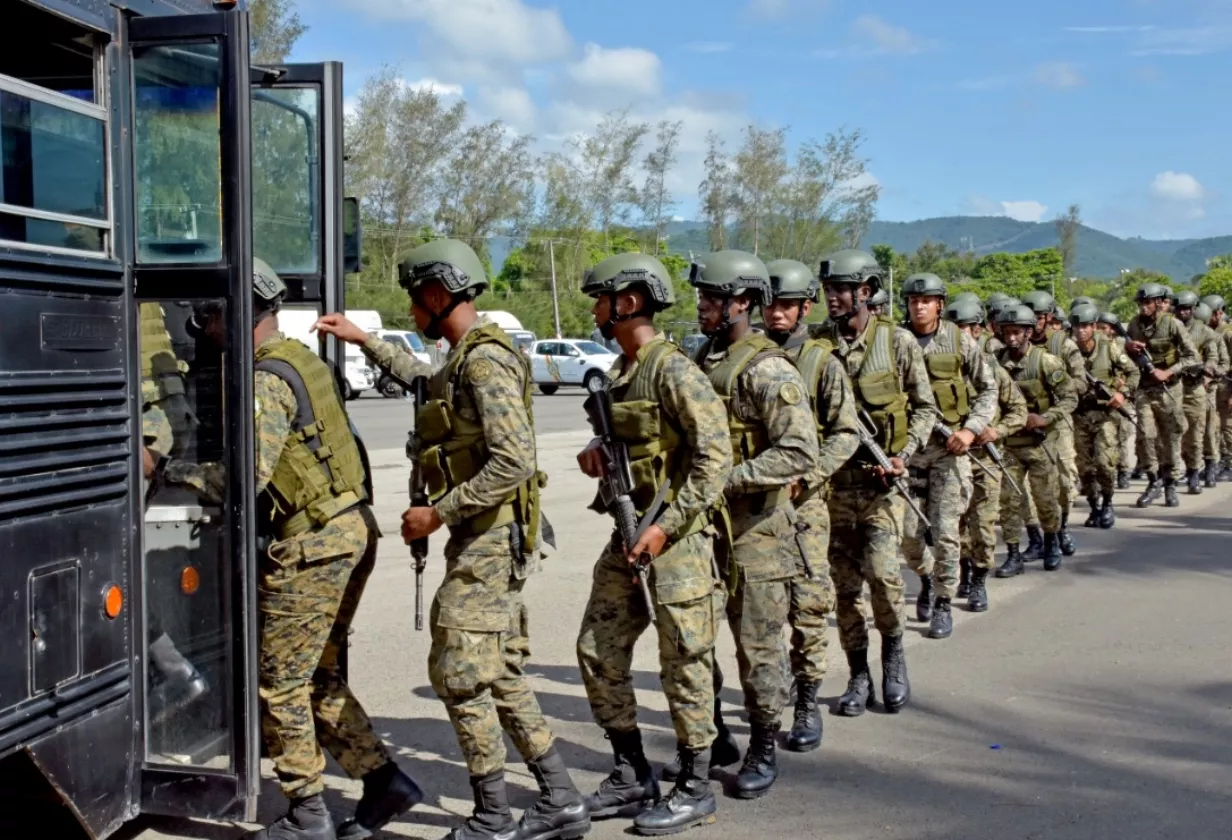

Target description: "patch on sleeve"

left=1050, top=369, right=1065, bottom=384
left=779, top=381, right=804, bottom=406
left=467, top=357, right=494, bottom=385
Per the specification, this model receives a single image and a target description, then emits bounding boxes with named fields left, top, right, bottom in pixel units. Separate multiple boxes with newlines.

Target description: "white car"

left=530, top=339, right=617, bottom=395
left=371, top=330, right=433, bottom=397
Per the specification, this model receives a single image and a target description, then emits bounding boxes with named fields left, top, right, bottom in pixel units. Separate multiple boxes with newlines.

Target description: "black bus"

left=0, top=1, right=355, bottom=836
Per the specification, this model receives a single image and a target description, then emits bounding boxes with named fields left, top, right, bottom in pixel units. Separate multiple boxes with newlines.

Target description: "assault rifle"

left=1082, top=371, right=1145, bottom=434
left=584, top=387, right=657, bottom=623
left=856, top=409, right=934, bottom=546
left=981, top=440, right=1023, bottom=497
left=933, top=421, right=999, bottom=484
left=1111, top=322, right=1178, bottom=406
left=405, top=376, right=430, bottom=632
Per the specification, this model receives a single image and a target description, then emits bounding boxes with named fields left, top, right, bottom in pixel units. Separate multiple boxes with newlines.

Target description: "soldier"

left=898, top=273, right=998, bottom=639
left=981, top=295, right=1015, bottom=356
left=573, top=254, right=731, bottom=836
left=145, top=260, right=423, bottom=840
left=867, top=287, right=889, bottom=317
left=814, top=250, right=938, bottom=716
left=1193, top=302, right=1228, bottom=487
left=1021, top=290, right=1085, bottom=558
left=1174, top=291, right=1221, bottom=494
left=1070, top=296, right=1096, bottom=313
left=315, top=240, right=589, bottom=840
left=1125, top=282, right=1200, bottom=508
left=1201, top=295, right=1232, bottom=480
left=1098, top=311, right=1138, bottom=488
left=687, top=250, right=819, bottom=799
left=946, top=298, right=1027, bottom=612
left=763, top=259, right=860, bottom=750
left=1069, top=304, right=1139, bottom=529
left=993, top=304, right=1078, bottom=576
left=1160, top=286, right=1175, bottom=314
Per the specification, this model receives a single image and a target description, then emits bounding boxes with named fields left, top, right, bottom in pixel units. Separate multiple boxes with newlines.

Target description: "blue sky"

left=289, top=0, right=1232, bottom=240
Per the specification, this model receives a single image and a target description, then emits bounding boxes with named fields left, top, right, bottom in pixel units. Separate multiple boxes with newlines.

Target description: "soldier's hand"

left=1150, top=368, right=1172, bottom=384
left=974, top=426, right=999, bottom=445
left=1107, top=392, right=1127, bottom=411
left=946, top=428, right=976, bottom=455
left=401, top=506, right=443, bottom=543
left=1025, top=412, right=1049, bottom=431
left=627, top=524, right=669, bottom=568
left=312, top=313, right=370, bottom=345
left=1126, top=339, right=1147, bottom=355
left=142, top=447, right=158, bottom=480
left=577, top=439, right=604, bottom=478
left=789, top=480, right=804, bottom=500
left=873, top=456, right=906, bottom=478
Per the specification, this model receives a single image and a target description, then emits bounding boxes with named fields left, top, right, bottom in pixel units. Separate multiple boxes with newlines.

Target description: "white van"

left=276, top=306, right=375, bottom=400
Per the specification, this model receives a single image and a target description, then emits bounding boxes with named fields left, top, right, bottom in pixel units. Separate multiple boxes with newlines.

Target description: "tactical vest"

left=139, top=302, right=186, bottom=403
left=415, top=322, right=544, bottom=544
left=1078, top=336, right=1114, bottom=411
left=820, top=316, right=909, bottom=455
left=605, top=339, right=707, bottom=538
left=255, top=337, right=367, bottom=538
left=977, top=333, right=989, bottom=353
left=1135, top=313, right=1180, bottom=369
left=706, top=333, right=784, bottom=467
left=1046, top=328, right=1069, bottom=359
left=922, top=321, right=971, bottom=426
left=791, top=338, right=834, bottom=446
left=1003, top=346, right=1051, bottom=446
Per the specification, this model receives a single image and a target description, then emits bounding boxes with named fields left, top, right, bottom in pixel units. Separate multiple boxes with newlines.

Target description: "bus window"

left=253, top=87, right=320, bottom=277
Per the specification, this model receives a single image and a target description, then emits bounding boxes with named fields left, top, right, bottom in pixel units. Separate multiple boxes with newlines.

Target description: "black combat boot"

left=1220, top=461, right=1232, bottom=482
left=148, top=633, right=209, bottom=724
left=585, top=729, right=659, bottom=820
left=1187, top=468, right=1203, bottom=495
left=1058, top=512, right=1076, bottom=557
left=881, top=635, right=910, bottom=713
left=838, top=648, right=875, bottom=717
left=733, top=723, right=779, bottom=799
left=336, top=761, right=424, bottom=840
left=632, top=747, right=716, bottom=836
left=442, top=772, right=518, bottom=840
left=1136, top=473, right=1162, bottom=507
left=660, top=697, right=739, bottom=782
left=1130, top=466, right=1144, bottom=481
left=1083, top=496, right=1101, bottom=527
left=246, top=794, right=336, bottom=840
left=1098, top=492, right=1116, bottom=529
left=1164, top=477, right=1180, bottom=507
left=518, top=746, right=590, bottom=840
left=1205, top=459, right=1219, bottom=488
left=1042, top=532, right=1062, bottom=572
left=915, top=575, right=933, bottom=622
left=1021, top=525, right=1044, bottom=561
left=1116, top=469, right=1130, bottom=489
left=995, top=544, right=1024, bottom=578
left=967, top=568, right=989, bottom=613
left=784, top=679, right=822, bottom=752
left=956, top=558, right=972, bottom=599
left=927, top=597, right=953, bottom=639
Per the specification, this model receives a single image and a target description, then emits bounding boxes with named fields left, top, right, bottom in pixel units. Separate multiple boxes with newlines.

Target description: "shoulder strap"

left=255, top=357, right=333, bottom=485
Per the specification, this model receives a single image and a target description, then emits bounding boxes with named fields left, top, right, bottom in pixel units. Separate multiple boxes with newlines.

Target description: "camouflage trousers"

left=576, top=530, right=724, bottom=751
left=1205, top=388, right=1221, bottom=461
left=902, top=445, right=973, bottom=600
left=1135, top=383, right=1185, bottom=478
left=1054, top=421, right=1078, bottom=513
left=1119, top=404, right=1138, bottom=472
left=1220, top=385, right=1232, bottom=466
left=259, top=507, right=391, bottom=799
left=960, top=451, right=1002, bottom=571
left=429, top=524, right=554, bottom=776
left=827, top=476, right=907, bottom=652
left=788, top=496, right=835, bottom=683
left=1074, top=410, right=1120, bottom=496
left=1018, top=480, right=1040, bottom=530
left=1002, top=438, right=1062, bottom=537
left=1182, top=381, right=1209, bottom=471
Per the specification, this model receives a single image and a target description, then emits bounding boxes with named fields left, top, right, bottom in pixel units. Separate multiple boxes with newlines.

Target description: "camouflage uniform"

left=1207, top=324, right=1229, bottom=466
left=901, top=322, right=997, bottom=600
left=1036, top=328, right=1087, bottom=516
left=1181, top=317, right=1220, bottom=474
left=1221, top=324, right=1232, bottom=470
left=140, top=302, right=190, bottom=457
left=815, top=317, right=938, bottom=652
left=165, top=332, right=391, bottom=799
left=698, top=334, right=819, bottom=729
left=575, top=336, right=732, bottom=752
left=1128, top=312, right=1200, bottom=481
left=1114, top=336, right=1139, bottom=474
left=1075, top=335, right=1140, bottom=497
left=363, top=321, right=557, bottom=777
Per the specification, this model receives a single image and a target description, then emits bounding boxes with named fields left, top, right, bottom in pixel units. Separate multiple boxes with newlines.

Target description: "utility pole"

left=548, top=239, right=562, bottom=339
left=888, top=265, right=894, bottom=320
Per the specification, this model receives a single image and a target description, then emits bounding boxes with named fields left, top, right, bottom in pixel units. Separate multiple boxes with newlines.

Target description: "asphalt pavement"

left=123, top=436, right=1232, bottom=840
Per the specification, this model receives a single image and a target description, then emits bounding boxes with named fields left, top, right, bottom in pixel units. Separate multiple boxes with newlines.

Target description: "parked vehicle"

left=278, top=308, right=374, bottom=400
left=372, top=330, right=432, bottom=397
left=530, top=339, right=617, bottom=395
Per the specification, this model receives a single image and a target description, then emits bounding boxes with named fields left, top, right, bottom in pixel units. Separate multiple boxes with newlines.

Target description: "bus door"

left=127, top=9, right=260, bottom=822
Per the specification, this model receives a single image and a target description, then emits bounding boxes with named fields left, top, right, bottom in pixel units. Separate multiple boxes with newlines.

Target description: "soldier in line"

left=867, top=288, right=889, bottom=317
left=994, top=304, right=1078, bottom=576
left=688, top=251, right=819, bottom=799
left=146, top=261, right=422, bottom=840
left=1174, top=291, right=1222, bottom=494
left=814, top=250, right=938, bottom=717
left=1096, top=312, right=1138, bottom=489
left=316, top=240, right=589, bottom=840
left=762, top=260, right=860, bottom=752
left=1201, top=295, right=1232, bottom=479
left=981, top=294, right=1014, bottom=355
left=573, top=254, right=732, bottom=836
left=1126, top=283, right=1200, bottom=509
left=898, top=274, right=998, bottom=640
left=1069, top=304, right=1139, bottom=529
left=947, top=299, right=1027, bottom=612
left=1193, top=302, right=1228, bottom=487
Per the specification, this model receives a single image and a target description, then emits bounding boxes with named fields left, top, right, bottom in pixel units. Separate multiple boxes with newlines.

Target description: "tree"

left=731, top=125, right=788, bottom=256
left=569, top=109, right=649, bottom=249
left=1198, top=267, right=1232, bottom=302
left=249, top=0, right=306, bottom=64
left=1206, top=254, right=1232, bottom=270
left=1054, top=203, right=1081, bottom=279
left=699, top=132, right=736, bottom=251
left=638, top=120, right=683, bottom=254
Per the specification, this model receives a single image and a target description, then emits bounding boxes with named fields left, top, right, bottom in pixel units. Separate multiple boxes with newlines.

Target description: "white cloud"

left=1001, top=200, right=1050, bottom=222
left=1034, top=61, right=1085, bottom=89
left=1150, top=171, right=1204, bottom=202
left=567, top=43, right=662, bottom=97
left=402, top=77, right=464, bottom=97
left=685, top=41, right=734, bottom=54
left=476, top=85, right=536, bottom=129
left=852, top=15, right=932, bottom=55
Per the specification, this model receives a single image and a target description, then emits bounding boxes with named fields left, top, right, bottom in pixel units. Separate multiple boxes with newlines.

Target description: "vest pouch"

left=858, top=369, right=909, bottom=454
left=925, top=353, right=968, bottom=425
left=417, top=399, right=455, bottom=445
left=610, top=400, right=662, bottom=442
left=1148, top=337, right=1177, bottom=368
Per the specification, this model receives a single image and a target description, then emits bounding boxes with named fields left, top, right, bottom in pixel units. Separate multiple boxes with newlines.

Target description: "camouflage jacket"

left=778, top=324, right=860, bottom=486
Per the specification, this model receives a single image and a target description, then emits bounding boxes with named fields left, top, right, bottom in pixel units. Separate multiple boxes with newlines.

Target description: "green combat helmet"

left=1194, top=302, right=1214, bottom=324
left=253, top=257, right=287, bottom=316
left=867, top=288, right=890, bottom=308
left=766, top=259, right=820, bottom=302
left=818, top=249, right=883, bottom=291
left=1136, top=282, right=1168, bottom=302
left=1070, top=296, right=1095, bottom=311
left=1097, top=311, right=1122, bottom=330
left=986, top=291, right=1012, bottom=307
left=986, top=295, right=1019, bottom=319
left=583, top=253, right=676, bottom=310
left=1201, top=294, right=1225, bottom=313
left=945, top=298, right=983, bottom=325
left=952, top=291, right=982, bottom=306
left=398, top=238, right=489, bottom=299
left=997, top=303, right=1038, bottom=328
left=688, top=250, right=772, bottom=305
left=901, top=272, right=947, bottom=299
left=1069, top=303, right=1100, bottom=325
left=1021, top=289, right=1056, bottom=315
left=1175, top=290, right=1200, bottom=309
left=1162, top=285, right=1175, bottom=304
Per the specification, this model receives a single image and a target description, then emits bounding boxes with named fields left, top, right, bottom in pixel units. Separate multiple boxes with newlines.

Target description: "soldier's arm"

left=727, top=356, right=818, bottom=495
left=1168, top=317, right=1201, bottom=373
left=434, top=344, right=537, bottom=526
left=361, top=335, right=434, bottom=383
left=654, top=353, right=733, bottom=538
left=895, top=329, right=940, bottom=461
left=1063, top=338, right=1089, bottom=397
left=960, top=331, right=998, bottom=435
left=1217, top=335, right=1230, bottom=378
left=1114, top=348, right=1141, bottom=394
left=1040, top=355, right=1078, bottom=424
left=812, top=355, right=860, bottom=481
left=1202, top=332, right=1220, bottom=374
left=993, top=366, right=1028, bottom=439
